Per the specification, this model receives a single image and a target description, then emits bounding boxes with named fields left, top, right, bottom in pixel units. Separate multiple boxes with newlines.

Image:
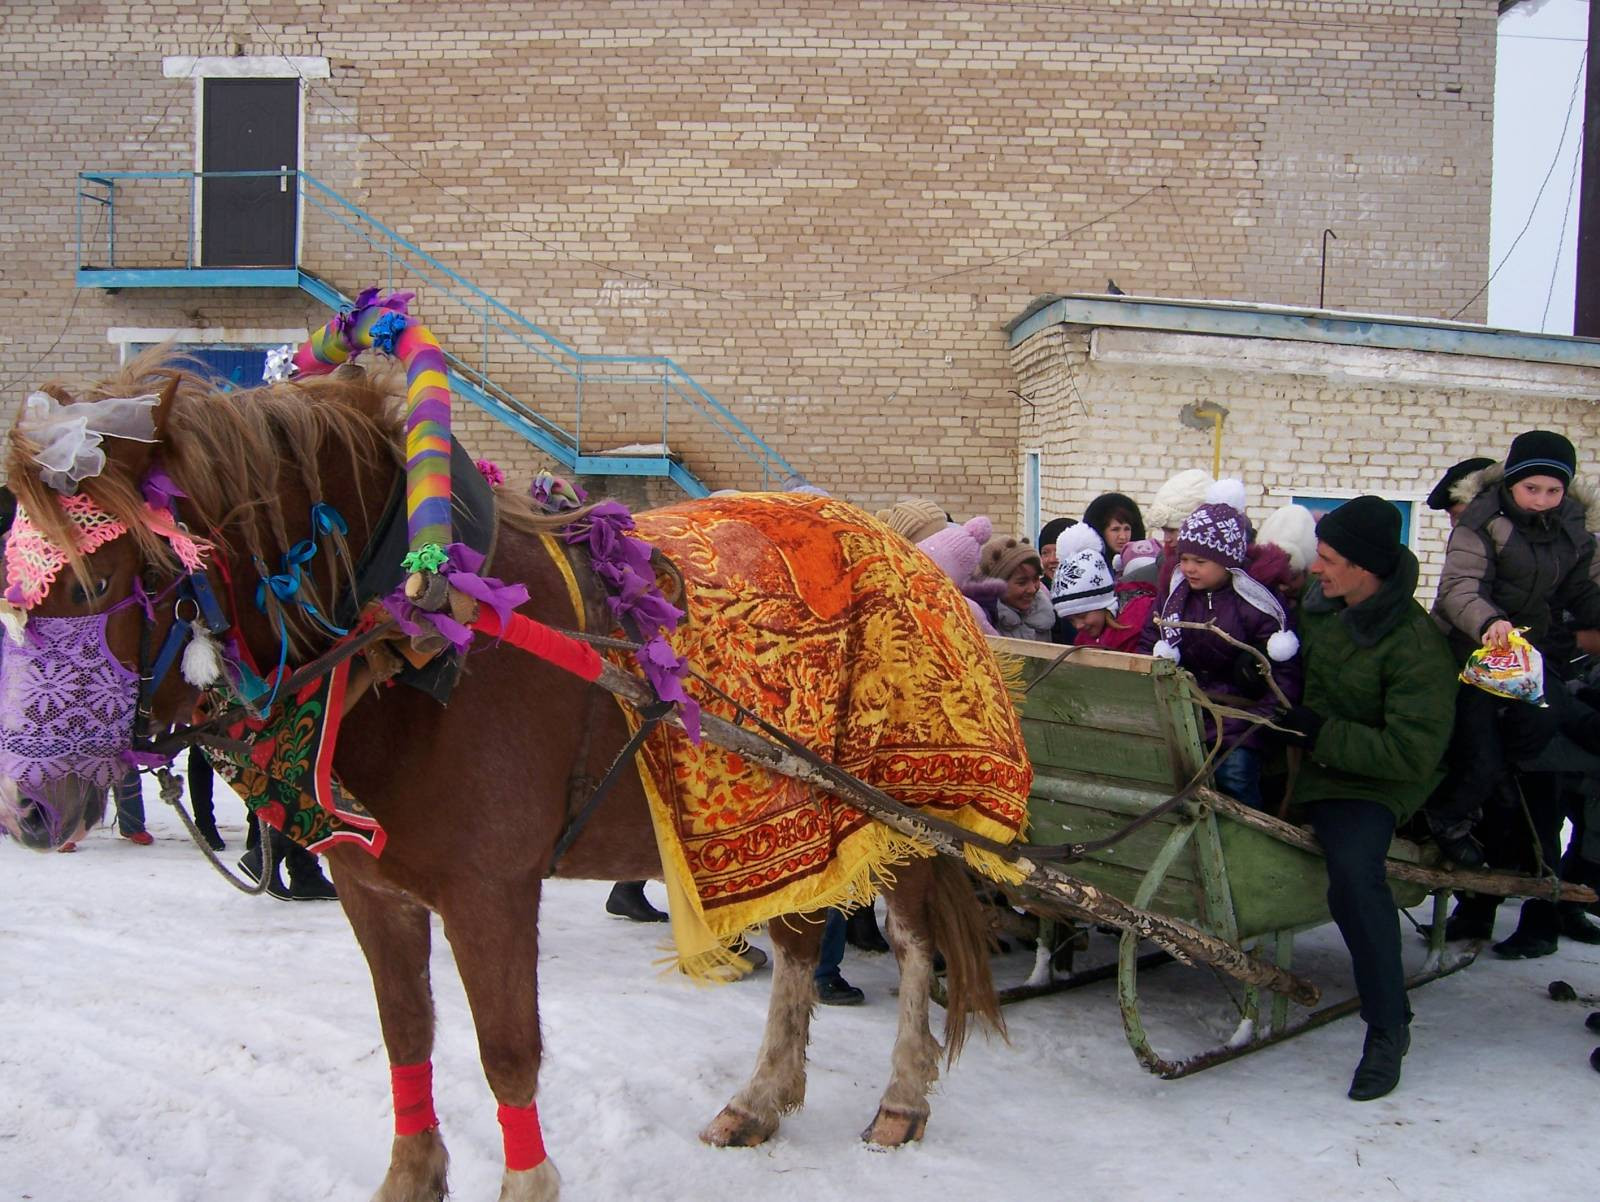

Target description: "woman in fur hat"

left=1136, top=480, right=1303, bottom=810
left=1082, top=492, right=1146, bottom=564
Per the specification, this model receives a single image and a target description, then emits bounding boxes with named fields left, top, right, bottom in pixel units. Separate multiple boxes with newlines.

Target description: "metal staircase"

left=74, top=170, right=800, bottom=497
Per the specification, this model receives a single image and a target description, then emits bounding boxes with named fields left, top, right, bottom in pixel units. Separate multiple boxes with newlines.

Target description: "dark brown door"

left=200, top=78, right=298, bottom=267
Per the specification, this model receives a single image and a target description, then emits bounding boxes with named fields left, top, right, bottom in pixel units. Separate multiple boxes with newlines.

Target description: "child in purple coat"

left=1138, top=481, right=1303, bottom=809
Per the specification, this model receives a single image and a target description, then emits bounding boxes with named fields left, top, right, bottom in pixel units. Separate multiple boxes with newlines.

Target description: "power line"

left=1450, top=47, right=1587, bottom=321
left=1542, top=119, right=1583, bottom=331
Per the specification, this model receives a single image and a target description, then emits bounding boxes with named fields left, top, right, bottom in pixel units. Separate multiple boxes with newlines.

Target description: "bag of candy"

left=1459, top=628, right=1547, bottom=707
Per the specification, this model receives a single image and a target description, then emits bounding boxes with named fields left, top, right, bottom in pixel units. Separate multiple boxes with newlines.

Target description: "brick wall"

left=1, top=2, right=1495, bottom=517
left=1014, top=322, right=1600, bottom=600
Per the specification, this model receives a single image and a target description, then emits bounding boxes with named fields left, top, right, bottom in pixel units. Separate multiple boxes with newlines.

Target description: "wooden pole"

left=593, top=661, right=1322, bottom=1006
left=1575, top=0, right=1600, bottom=335
left=1206, top=790, right=1599, bottom=905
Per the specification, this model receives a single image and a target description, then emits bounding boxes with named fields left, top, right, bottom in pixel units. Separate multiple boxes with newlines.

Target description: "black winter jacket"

left=1434, top=464, right=1600, bottom=670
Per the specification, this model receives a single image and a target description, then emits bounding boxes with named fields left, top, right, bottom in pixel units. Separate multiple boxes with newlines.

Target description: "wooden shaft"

left=594, top=662, right=1322, bottom=1005
left=1206, top=790, right=1599, bottom=905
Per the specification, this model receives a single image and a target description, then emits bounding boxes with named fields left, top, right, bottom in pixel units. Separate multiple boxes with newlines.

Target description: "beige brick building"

left=0, top=1, right=1498, bottom=521
left=1011, top=295, right=1600, bottom=596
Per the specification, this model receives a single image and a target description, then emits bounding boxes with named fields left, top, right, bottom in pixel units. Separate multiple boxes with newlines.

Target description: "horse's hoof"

left=861, top=1106, right=928, bottom=1147
left=699, top=1104, right=778, bottom=1147
left=370, top=1129, right=449, bottom=1202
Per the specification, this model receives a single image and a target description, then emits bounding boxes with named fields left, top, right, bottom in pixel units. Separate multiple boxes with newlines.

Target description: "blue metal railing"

left=73, top=170, right=801, bottom=494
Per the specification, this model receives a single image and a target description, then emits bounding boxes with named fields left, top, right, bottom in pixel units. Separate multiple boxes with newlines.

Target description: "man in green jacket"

left=1273, top=496, right=1458, bottom=1101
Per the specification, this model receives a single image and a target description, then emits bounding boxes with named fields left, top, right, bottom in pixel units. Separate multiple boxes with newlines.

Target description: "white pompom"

left=181, top=623, right=226, bottom=688
left=1266, top=629, right=1300, bottom=663
left=1152, top=639, right=1181, bottom=663
left=1205, top=477, right=1248, bottom=512
left=1055, top=521, right=1104, bottom=559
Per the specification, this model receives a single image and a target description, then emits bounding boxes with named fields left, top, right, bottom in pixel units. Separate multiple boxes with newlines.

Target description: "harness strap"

left=548, top=699, right=672, bottom=872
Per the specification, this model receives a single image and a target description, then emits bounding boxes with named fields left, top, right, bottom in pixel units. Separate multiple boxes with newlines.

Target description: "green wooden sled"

left=991, top=636, right=1474, bottom=1078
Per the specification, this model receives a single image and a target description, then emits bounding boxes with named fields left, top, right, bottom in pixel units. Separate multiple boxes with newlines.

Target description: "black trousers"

left=1308, top=798, right=1408, bottom=1031
left=1427, top=685, right=1560, bottom=834
left=186, top=744, right=215, bottom=826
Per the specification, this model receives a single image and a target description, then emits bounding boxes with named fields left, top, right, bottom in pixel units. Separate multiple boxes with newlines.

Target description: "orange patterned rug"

left=616, top=492, right=1031, bottom=975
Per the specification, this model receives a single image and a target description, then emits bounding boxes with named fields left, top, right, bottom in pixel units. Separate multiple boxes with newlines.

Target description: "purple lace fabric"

left=0, top=614, right=140, bottom=790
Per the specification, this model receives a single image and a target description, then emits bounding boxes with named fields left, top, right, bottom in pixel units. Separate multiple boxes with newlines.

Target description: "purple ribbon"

left=382, top=542, right=530, bottom=653
left=561, top=502, right=699, bottom=742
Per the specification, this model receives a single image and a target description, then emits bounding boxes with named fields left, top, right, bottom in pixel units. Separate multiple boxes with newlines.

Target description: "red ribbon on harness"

left=472, top=607, right=603, bottom=683
left=390, top=1061, right=440, bottom=1136
left=497, top=1100, right=549, bottom=1171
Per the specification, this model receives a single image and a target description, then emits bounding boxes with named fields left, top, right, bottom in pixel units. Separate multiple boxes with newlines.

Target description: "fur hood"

left=1450, top=460, right=1599, bottom=521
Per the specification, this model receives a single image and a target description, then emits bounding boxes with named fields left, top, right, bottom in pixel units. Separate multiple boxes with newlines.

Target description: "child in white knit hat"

left=1052, top=525, right=1157, bottom=652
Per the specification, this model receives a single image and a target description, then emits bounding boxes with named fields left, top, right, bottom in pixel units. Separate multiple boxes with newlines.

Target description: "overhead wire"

left=1450, top=47, right=1587, bottom=321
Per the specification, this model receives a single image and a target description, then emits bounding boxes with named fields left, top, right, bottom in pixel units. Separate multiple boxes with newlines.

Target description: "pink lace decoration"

left=3, top=494, right=209, bottom=609
left=0, top=612, right=141, bottom=789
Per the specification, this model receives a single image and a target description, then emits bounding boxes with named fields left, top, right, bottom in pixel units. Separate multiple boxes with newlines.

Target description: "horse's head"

left=0, top=373, right=200, bottom=848
left=0, top=352, right=404, bottom=850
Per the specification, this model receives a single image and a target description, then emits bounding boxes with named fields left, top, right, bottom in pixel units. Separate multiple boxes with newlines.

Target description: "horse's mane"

left=6, top=346, right=405, bottom=636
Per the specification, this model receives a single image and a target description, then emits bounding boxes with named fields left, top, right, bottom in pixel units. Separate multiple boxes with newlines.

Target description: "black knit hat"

left=1425, top=457, right=1495, bottom=510
left=1316, top=496, right=1402, bottom=578
left=1038, top=516, right=1077, bottom=551
left=1504, top=430, right=1576, bottom=488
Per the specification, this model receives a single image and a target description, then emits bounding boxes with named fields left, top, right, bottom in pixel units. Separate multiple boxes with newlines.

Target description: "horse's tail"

left=925, top=855, right=1006, bottom=1062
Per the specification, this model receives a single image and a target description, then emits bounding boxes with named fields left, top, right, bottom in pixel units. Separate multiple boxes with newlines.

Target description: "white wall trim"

left=163, top=56, right=329, bottom=79
left=1088, top=327, right=1600, bottom=402
left=109, top=328, right=306, bottom=366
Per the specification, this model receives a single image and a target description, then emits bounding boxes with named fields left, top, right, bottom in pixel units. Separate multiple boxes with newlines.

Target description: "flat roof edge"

left=1006, top=294, right=1600, bottom=370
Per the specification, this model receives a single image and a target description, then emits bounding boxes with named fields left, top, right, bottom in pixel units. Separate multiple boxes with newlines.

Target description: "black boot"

left=193, top=814, right=225, bottom=852
left=1493, top=898, right=1559, bottom=959
left=845, top=906, right=891, bottom=954
left=605, top=880, right=668, bottom=923
left=1348, top=1023, right=1410, bottom=1101
left=1559, top=903, right=1600, bottom=944
left=287, top=859, right=339, bottom=901
left=815, top=971, right=865, bottom=1006
left=1420, top=893, right=1498, bottom=942
left=238, top=845, right=290, bottom=901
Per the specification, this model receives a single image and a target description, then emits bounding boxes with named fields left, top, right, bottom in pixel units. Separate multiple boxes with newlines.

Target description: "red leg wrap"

left=497, top=1100, right=549, bottom=1171
left=390, top=1061, right=440, bottom=1137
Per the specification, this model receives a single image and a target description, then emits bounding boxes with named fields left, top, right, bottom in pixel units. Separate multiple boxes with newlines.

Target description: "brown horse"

left=0, top=352, right=1012, bottom=1202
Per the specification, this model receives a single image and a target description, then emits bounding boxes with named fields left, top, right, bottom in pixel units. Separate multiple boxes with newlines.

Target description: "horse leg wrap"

left=390, top=1061, right=440, bottom=1136
left=497, top=1100, right=548, bottom=1171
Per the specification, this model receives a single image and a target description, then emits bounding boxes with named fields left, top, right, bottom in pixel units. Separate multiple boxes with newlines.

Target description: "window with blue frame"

left=132, top=345, right=270, bottom=391
left=1292, top=494, right=1414, bottom=547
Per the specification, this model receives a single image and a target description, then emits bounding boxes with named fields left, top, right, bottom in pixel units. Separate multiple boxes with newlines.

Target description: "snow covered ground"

left=1, top=784, right=1594, bottom=1202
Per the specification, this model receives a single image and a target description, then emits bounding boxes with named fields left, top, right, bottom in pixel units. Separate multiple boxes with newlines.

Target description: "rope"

left=155, top=767, right=274, bottom=896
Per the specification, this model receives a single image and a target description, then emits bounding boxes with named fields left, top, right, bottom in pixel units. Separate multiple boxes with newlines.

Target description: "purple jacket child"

left=1135, top=483, right=1303, bottom=779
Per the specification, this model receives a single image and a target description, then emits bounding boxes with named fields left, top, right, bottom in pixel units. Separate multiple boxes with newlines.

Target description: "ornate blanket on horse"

left=616, top=492, right=1031, bottom=971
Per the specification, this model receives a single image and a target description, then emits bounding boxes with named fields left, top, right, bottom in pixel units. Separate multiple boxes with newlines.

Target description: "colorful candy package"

left=1459, top=629, right=1547, bottom=707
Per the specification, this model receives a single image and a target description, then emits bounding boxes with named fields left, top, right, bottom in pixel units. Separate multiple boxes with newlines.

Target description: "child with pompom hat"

left=918, top=516, right=1003, bottom=637
left=979, top=535, right=1054, bottom=641
left=1052, top=524, right=1157, bottom=652
left=1137, top=479, right=1303, bottom=810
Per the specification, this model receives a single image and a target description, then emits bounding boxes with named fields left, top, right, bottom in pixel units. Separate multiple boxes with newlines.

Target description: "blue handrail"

left=73, top=170, right=801, bottom=493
